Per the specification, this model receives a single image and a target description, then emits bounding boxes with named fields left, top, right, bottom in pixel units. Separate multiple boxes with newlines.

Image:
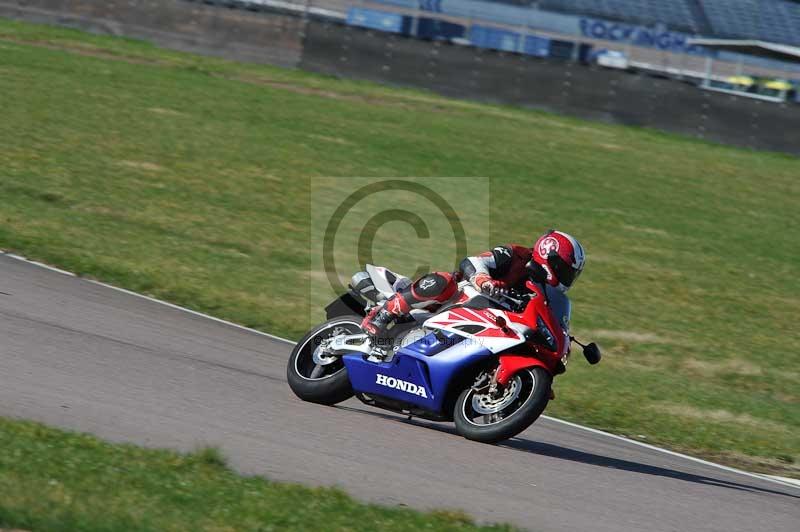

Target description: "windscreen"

left=545, top=285, right=572, bottom=332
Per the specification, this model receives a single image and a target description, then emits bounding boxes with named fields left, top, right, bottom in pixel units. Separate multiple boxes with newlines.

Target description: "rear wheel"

left=286, top=316, right=361, bottom=405
left=454, top=366, right=552, bottom=443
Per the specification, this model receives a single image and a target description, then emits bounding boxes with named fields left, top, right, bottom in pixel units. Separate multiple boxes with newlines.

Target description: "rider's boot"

left=360, top=294, right=410, bottom=356
left=361, top=306, right=395, bottom=338
left=360, top=272, right=458, bottom=358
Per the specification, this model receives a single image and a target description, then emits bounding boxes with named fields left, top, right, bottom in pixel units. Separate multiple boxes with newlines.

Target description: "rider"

left=360, top=229, right=586, bottom=339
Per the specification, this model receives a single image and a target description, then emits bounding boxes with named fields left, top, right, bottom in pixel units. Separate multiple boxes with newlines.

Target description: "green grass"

left=0, top=417, right=514, bottom=531
left=0, top=15, right=798, bottom=486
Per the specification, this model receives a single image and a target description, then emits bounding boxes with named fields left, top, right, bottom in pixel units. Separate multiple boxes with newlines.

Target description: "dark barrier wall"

left=2, top=2, right=798, bottom=155
left=0, top=0, right=304, bottom=66
left=300, top=20, right=800, bottom=155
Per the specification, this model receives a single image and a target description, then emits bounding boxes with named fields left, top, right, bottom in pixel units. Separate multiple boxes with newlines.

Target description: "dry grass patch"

left=775, top=392, right=799, bottom=404
left=0, top=36, right=163, bottom=65
left=596, top=142, right=627, bottom=151
left=604, top=352, right=670, bottom=372
left=621, top=224, right=670, bottom=237
left=589, top=329, right=670, bottom=344
left=652, top=403, right=788, bottom=432
left=308, top=134, right=354, bottom=146
left=682, top=357, right=763, bottom=377
left=147, top=107, right=184, bottom=116
left=223, top=73, right=448, bottom=114
left=117, top=160, right=164, bottom=172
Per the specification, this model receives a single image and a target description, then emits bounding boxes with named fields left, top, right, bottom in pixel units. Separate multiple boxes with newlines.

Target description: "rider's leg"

left=360, top=292, right=410, bottom=337
left=361, top=272, right=459, bottom=338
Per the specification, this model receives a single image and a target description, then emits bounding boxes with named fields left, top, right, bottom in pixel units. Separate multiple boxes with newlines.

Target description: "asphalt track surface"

left=1, top=254, right=798, bottom=531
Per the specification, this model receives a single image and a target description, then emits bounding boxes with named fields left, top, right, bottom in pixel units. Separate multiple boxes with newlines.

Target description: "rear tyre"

left=286, top=316, right=360, bottom=405
left=454, top=366, right=552, bottom=444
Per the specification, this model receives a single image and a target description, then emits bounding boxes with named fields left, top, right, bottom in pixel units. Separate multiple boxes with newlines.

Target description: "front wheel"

left=286, top=316, right=361, bottom=405
left=454, top=366, right=552, bottom=443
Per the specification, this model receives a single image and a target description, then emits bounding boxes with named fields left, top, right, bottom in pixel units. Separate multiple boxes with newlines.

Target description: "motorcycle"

left=287, top=263, right=601, bottom=443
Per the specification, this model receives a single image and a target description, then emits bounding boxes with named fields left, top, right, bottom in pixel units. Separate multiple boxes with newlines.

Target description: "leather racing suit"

left=361, top=244, right=534, bottom=338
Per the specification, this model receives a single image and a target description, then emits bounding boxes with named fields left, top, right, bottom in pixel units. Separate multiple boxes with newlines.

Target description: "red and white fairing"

left=423, top=306, right=533, bottom=353
left=423, top=281, right=573, bottom=387
left=423, top=284, right=536, bottom=354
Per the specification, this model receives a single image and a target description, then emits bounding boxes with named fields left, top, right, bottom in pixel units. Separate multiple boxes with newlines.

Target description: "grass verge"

left=0, top=18, right=798, bottom=478
left=0, top=417, right=514, bottom=531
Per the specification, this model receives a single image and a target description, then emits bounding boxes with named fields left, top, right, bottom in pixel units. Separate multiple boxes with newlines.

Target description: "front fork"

left=485, top=355, right=555, bottom=400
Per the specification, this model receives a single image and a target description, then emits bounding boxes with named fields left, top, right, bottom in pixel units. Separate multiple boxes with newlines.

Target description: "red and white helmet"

left=532, top=230, right=586, bottom=292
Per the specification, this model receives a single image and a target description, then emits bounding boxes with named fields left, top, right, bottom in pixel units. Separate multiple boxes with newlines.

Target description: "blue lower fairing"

left=342, top=332, right=493, bottom=413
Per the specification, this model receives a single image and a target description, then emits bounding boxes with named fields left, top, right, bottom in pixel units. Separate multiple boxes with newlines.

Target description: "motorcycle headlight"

left=525, top=316, right=557, bottom=352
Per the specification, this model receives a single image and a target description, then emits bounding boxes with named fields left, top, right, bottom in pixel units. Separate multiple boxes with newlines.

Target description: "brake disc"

left=471, top=375, right=522, bottom=415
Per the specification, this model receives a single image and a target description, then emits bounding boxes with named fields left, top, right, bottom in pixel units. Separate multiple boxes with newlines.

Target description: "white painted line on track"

left=766, top=475, right=800, bottom=488
left=0, top=251, right=292, bottom=345
left=3, top=250, right=799, bottom=491
left=82, top=280, right=296, bottom=345
left=4, top=253, right=76, bottom=276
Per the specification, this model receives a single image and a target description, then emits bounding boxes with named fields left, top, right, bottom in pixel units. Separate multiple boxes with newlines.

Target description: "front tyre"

left=286, top=316, right=361, bottom=405
left=454, top=366, right=552, bottom=444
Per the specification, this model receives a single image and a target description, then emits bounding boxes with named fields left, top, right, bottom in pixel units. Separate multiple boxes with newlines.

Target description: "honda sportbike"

left=287, top=264, right=601, bottom=443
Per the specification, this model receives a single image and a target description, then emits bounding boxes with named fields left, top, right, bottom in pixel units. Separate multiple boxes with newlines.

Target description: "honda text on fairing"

left=287, top=264, right=601, bottom=443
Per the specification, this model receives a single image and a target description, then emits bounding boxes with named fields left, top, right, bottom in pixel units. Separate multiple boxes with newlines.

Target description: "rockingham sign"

left=578, top=18, right=706, bottom=55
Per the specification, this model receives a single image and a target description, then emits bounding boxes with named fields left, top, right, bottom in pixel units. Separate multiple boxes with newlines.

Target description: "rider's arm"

left=459, top=245, right=514, bottom=290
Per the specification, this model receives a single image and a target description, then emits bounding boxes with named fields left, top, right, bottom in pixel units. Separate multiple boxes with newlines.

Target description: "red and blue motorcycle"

left=287, top=264, right=600, bottom=443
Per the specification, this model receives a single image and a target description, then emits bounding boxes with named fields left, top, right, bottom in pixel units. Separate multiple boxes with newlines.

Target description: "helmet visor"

left=548, top=252, right=581, bottom=288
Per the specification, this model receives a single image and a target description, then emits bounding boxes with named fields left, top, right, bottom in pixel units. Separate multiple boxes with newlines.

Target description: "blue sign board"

left=347, top=7, right=408, bottom=34
left=470, top=25, right=520, bottom=53
left=524, top=35, right=551, bottom=57
left=417, top=18, right=465, bottom=40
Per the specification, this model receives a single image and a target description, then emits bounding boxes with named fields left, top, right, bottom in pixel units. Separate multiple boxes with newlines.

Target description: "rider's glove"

left=475, top=274, right=507, bottom=298
left=484, top=283, right=508, bottom=298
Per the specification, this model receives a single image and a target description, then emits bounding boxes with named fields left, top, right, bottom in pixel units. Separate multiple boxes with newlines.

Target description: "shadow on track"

left=335, top=404, right=799, bottom=500
left=500, top=438, right=799, bottom=500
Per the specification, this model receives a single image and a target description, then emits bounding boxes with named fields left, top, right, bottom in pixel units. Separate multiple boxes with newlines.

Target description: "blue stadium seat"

left=538, top=0, right=702, bottom=33
left=487, top=0, right=800, bottom=46
left=702, top=0, right=800, bottom=46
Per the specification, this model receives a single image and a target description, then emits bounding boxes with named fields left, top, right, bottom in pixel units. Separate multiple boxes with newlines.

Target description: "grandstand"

left=532, top=0, right=800, bottom=46
left=701, top=0, right=800, bottom=46
left=212, top=0, right=800, bottom=48
left=539, top=0, right=704, bottom=34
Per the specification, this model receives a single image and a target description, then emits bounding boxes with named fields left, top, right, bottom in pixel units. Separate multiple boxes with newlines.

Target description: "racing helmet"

left=532, top=230, right=585, bottom=292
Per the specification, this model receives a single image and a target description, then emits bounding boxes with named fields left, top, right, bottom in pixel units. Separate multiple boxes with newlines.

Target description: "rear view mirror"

left=583, top=342, right=601, bottom=365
